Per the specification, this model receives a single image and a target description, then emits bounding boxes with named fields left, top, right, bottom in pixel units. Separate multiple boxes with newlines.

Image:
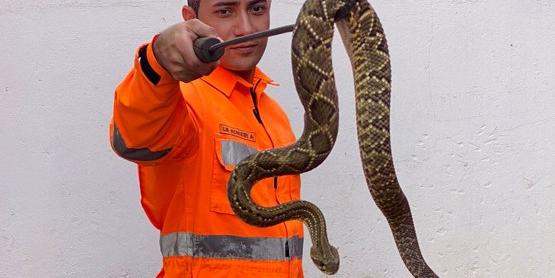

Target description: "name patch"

left=219, top=124, right=256, bottom=142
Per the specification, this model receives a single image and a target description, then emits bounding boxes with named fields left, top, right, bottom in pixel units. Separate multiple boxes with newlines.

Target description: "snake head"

left=310, top=245, right=340, bottom=275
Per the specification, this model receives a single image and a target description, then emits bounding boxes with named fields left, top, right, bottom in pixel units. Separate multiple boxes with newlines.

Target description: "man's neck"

left=232, top=69, right=255, bottom=84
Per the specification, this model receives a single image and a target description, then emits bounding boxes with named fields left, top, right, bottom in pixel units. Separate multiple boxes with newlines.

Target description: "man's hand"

left=153, top=19, right=221, bottom=83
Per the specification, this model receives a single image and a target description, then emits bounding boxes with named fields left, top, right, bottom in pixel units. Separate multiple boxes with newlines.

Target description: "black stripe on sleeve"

left=138, top=44, right=161, bottom=85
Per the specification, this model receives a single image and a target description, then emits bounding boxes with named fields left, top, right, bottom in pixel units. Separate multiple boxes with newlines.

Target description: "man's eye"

left=216, top=8, right=232, bottom=17
left=249, top=5, right=266, bottom=15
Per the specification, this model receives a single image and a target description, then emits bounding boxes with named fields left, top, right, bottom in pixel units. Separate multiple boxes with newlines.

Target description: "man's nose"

left=233, top=11, right=255, bottom=36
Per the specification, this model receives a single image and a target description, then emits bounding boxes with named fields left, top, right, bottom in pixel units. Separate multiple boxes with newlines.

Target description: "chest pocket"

left=219, top=140, right=258, bottom=168
left=211, top=137, right=259, bottom=214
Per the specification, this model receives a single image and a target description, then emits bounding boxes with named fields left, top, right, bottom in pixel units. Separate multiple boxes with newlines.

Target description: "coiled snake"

left=227, top=0, right=438, bottom=276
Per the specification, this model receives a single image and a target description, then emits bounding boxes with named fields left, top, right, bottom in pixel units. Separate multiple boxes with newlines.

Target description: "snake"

left=227, top=0, right=438, bottom=276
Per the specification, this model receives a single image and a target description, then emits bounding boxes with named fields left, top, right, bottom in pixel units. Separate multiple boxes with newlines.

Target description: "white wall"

left=1, top=1, right=554, bottom=277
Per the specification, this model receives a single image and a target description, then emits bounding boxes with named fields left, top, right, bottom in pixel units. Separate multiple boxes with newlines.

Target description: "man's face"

left=197, top=0, right=270, bottom=73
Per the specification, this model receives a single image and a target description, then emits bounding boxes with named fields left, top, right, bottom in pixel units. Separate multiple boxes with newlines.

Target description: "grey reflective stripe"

left=112, top=124, right=171, bottom=161
left=221, top=140, right=258, bottom=166
left=160, top=232, right=303, bottom=260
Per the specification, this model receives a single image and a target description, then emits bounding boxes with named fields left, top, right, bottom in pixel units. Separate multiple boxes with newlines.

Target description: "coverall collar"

left=200, top=66, right=278, bottom=97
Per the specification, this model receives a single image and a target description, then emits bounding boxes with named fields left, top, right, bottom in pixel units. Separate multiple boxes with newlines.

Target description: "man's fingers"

left=181, top=45, right=219, bottom=74
left=154, top=20, right=220, bottom=82
left=186, top=19, right=220, bottom=39
left=171, top=39, right=217, bottom=80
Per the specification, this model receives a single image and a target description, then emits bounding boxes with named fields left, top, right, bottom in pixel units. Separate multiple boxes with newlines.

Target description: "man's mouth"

left=229, top=43, right=258, bottom=54
left=230, top=43, right=257, bottom=49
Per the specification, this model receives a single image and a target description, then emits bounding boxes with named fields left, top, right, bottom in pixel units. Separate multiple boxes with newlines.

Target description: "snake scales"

left=227, top=0, right=438, bottom=276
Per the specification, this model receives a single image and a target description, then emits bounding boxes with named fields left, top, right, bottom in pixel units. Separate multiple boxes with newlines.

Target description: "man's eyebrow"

left=211, top=0, right=268, bottom=8
left=212, top=0, right=239, bottom=8
left=247, top=0, right=267, bottom=6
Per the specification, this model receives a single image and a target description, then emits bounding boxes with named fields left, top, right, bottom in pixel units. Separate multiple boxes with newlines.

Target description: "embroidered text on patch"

left=219, top=124, right=256, bottom=142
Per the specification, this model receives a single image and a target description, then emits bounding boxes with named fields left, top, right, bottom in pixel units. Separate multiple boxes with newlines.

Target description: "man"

left=109, top=0, right=304, bottom=277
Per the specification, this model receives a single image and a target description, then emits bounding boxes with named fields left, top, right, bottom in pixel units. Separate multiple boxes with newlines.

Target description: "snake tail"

left=336, top=1, right=438, bottom=277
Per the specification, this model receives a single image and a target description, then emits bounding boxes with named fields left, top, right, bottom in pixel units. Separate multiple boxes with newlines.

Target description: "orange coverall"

left=110, top=39, right=304, bottom=277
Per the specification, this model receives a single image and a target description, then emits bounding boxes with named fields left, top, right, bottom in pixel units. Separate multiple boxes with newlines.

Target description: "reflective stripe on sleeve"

left=112, top=124, right=171, bottom=161
left=160, top=232, right=303, bottom=260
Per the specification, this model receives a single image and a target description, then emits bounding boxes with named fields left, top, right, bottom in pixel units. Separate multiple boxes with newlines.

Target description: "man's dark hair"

left=188, top=0, right=200, bottom=13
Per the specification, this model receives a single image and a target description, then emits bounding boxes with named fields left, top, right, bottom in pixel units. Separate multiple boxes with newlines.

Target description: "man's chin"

left=221, top=60, right=259, bottom=73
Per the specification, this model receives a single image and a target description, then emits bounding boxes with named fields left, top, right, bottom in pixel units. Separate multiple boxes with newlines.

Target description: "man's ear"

left=182, top=6, right=197, bottom=20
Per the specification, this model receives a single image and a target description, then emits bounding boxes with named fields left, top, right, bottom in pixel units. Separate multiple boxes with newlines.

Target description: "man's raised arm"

left=110, top=19, right=219, bottom=165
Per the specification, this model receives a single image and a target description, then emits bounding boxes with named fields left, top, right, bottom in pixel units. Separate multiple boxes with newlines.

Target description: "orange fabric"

left=110, top=40, right=304, bottom=277
left=162, top=257, right=304, bottom=278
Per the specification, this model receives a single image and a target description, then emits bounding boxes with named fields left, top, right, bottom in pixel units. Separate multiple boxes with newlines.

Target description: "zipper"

left=249, top=85, right=263, bottom=125
left=250, top=82, right=279, bottom=190
left=285, top=240, right=290, bottom=258
left=250, top=81, right=279, bottom=192
left=250, top=79, right=290, bottom=259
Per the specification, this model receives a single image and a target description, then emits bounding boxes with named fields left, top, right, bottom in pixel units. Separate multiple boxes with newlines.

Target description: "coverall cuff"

left=138, top=34, right=176, bottom=86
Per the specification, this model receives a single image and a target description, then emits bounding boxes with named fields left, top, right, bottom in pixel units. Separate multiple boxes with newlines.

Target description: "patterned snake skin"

left=227, top=0, right=438, bottom=276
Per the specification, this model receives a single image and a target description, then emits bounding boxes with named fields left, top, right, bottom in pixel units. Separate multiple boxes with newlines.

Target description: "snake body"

left=227, top=0, right=438, bottom=276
